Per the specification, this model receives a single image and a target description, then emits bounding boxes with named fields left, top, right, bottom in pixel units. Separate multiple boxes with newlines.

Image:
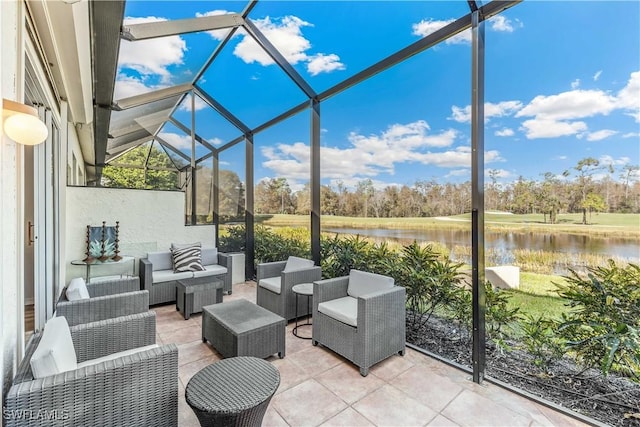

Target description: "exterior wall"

left=0, top=0, right=21, bottom=413
left=66, top=122, right=84, bottom=185
left=65, top=187, right=216, bottom=283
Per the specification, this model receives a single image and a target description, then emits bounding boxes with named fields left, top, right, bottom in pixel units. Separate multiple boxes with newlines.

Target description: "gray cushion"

left=283, top=256, right=314, bottom=272
left=201, top=247, right=218, bottom=265
left=347, top=269, right=394, bottom=298
left=318, top=296, right=358, bottom=327
left=192, top=264, right=227, bottom=278
left=147, top=251, right=173, bottom=271
left=153, top=269, right=193, bottom=283
left=258, top=276, right=281, bottom=294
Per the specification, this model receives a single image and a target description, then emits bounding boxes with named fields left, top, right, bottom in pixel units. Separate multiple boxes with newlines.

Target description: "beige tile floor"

left=154, top=282, right=588, bottom=427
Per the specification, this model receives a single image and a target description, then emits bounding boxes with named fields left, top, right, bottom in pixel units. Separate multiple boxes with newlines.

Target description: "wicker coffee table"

left=185, top=356, right=280, bottom=427
left=176, top=276, right=224, bottom=320
left=202, top=299, right=286, bottom=359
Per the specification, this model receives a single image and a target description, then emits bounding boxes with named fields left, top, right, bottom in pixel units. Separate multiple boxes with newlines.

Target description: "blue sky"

left=115, top=1, right=640, bottom=191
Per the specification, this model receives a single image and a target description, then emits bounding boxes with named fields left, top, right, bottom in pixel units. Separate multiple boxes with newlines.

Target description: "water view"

left=323, top=227, right=640, bottom=267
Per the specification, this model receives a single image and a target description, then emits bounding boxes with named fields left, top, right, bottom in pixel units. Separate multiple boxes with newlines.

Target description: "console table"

left=71, top=256, right=135, bottom=282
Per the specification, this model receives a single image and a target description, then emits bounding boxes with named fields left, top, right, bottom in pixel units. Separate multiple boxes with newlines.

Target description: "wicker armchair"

left=312, top=270, right=406, bottom=376
left=256, top=257, right=322, bottom=321
left=55, top=276, right=149, bottom=326
left=5, top=312, right=178, bottom=427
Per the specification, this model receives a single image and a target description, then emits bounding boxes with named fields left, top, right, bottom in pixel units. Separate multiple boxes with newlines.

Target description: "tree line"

left=101, top=148, right=639, bottom=223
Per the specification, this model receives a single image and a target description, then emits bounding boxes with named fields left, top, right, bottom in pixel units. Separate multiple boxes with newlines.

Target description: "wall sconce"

left=2, top=98, right=48, bottom=145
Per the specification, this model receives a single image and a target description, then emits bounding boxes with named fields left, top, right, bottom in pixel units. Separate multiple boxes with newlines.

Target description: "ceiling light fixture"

left=2, top=99, right=48, bottom=145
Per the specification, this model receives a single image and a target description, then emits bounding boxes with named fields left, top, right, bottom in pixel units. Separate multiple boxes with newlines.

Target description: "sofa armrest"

left=357, top=286, right=406, bottom=334
left=87, top=276, right=140, bottom=297
left=5, top=344, right=178, bottom=427
left=56, top=291, right=150, bottom=326
left=70, top=311, right=156, bottom=363
left=139, top=258, right=153, bottom=292
left=313, top=276, right=349, bottom=306
left=257, top=261, right=287, bottom=281
left=282, top=266, right=322, bottom=294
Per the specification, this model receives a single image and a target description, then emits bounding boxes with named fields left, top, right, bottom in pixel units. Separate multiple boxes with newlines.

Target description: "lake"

left=322, top=227, right=640, bottom=266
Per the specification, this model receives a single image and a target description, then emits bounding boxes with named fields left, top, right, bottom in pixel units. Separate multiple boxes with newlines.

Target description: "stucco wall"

left=65, top=186, right=215, bottom=283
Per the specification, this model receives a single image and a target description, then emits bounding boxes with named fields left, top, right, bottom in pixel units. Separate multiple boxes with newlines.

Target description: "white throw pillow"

left=66, top=277, right=90, bottom=301
left=30, top=316, right=78, bottom=379
left=283, top=256, right=314, bottom=272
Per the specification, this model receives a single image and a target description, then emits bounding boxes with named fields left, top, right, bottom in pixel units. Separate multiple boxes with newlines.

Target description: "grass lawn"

left=504, top=272, right=569, bottom=322
left=257, top=213, right=640, bottom=238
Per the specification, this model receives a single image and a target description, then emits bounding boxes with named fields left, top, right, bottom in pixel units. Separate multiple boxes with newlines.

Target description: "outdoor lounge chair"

left=5, top=312, right=178, bottom=427
left=256, top=256, right=322, bottom=321
left=55, top=276, right=149, bottom=326
left=312, top=269, right=406, bottom=376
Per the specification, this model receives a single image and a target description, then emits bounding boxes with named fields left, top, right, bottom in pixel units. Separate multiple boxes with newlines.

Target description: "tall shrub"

left=556, top=261, right=640, bottom=378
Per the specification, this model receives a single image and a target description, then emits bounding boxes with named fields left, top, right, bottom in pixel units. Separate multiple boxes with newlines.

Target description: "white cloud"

left=571, top=79, right=581, bottom=89
left=259, top=120, right=504, bottom=185
left=445, top=169, right=469, bottom=178
left=519, top=119, right=588, bottom=139
left=552, top=155, right=568, bottom=160
left=195, top=10, right=234, bottom=41
left=485, top=168, right=511, bottom=179
left=158, top=132, right=192, bottom=150
left=585, top=129, right=618, bottom=142
left=113, top=74, right=167, bottom=100
left=178, top=95, right=208, bottom=112
left=489, top=15, right=514, bottom=32
left=622, top=132, right=640, bottom=138
left=412, top=19, right=471, bottom=45
left=599, top=155, right=630, bottom=167
left=516, top=89, right=617, bottom=121
left=451, top=101, right=523, bottom=123
left=224, top=15, right=344, bottom=76
left=616, top=71, right=640, bottom=122
left=208, top=137, right=224, bottom=146
left=119, top=16, right=187, bottom=83
left=306, top=54, right=346, bottom=76
left=593, top=70, right=602, bottom=81
left=495, top=128, right=515, bottom=137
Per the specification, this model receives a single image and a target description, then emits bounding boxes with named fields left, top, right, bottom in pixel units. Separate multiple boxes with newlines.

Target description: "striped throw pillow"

left=171, top=244, right=205, bottom=272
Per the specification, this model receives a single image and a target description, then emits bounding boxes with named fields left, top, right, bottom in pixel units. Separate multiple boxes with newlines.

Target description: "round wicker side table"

left=185, top=356, right=280, bottom=427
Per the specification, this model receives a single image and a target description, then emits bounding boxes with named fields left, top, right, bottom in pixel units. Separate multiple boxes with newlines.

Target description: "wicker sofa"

left=312, top=270, right=406, bottom=376
left=4, top=312, right=178, bottom=427
left=55, top=276, right=148, bottom=326
left=140, top=247, right=234, bottom=305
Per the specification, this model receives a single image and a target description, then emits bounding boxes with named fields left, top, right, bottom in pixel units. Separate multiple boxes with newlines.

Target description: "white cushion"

left=147, top=251, right=173, bottom=271
left=201, top=247, right=219, bottom=266
left=192, top=264, right=227, bottom=278
left=66, top=277, right=90, bottom=301
left=77, top=344, right=159, bottom=369
left=258, top=276, right=281, bottom=294
left=283, top=256, right=314, bottom=273
left=30, top=317, right=78, bottom=379
left=347, top=270, right=394, bottom=298
left=318, top=296, right=358, bottom=327
left=152, top=269, right=193, bottom=283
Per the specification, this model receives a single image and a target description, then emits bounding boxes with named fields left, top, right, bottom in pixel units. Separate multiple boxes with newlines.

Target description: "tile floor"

left=154, top=282, right=589, bottom=427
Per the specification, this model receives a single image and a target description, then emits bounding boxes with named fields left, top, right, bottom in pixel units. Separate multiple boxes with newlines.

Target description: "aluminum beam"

left=471, top=9, right=486, bottom=385
left=193, top=85, right=251, bottom=134
left=252, top=100, right=309, bottom=136
left=213, top=153, right=220, bottom=247
left=242, top=18, right=316, bottom=99
left=310, top=99, right=321, bottom=264
left=113, top=83, right=193, bottom=110
left=121, top=14, right=244, bottom=41
left=169, top=117, right=218, bottom=153
left=245, top=133, right=255, bottom=280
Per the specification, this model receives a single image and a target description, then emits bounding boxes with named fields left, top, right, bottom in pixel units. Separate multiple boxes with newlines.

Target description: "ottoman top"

left=186, top=356, right=280, bottom=413
left=204, top=298, right=285, bottom=334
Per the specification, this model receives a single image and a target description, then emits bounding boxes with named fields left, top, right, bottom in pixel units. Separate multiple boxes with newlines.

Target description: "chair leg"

left=359, top=366, right=369, bottom=377
left=399, top=349, right=405, bottom=356
left=312, top=340, right=318, bottom=346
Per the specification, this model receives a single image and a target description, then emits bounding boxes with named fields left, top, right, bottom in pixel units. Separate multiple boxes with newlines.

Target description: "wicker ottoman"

left=202, top=299, right=286, bottom=359
left=176, top=277, right=224, bottom=320
left=185, top=357, right=280, bottom=427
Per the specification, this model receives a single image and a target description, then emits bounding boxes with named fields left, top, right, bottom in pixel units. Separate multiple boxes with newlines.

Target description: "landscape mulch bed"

left=406, top=314, right=640, bottom=427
